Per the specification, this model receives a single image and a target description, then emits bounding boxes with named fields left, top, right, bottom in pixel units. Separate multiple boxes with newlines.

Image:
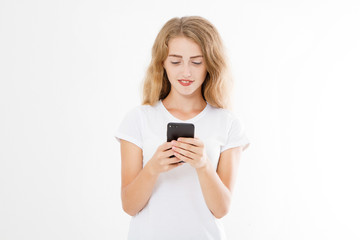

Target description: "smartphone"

left=167, top=122, right=195, bottom=162
left=167, top=122, right=195, bottom=142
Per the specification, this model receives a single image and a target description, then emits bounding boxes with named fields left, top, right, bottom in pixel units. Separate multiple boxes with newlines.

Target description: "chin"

left=179, top=90, right=199, bottom=97
left=171, top=84, right=202, bottom=97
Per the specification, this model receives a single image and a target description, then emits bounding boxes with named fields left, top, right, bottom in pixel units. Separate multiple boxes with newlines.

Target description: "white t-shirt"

left=114, top=100, right=250, bottom=240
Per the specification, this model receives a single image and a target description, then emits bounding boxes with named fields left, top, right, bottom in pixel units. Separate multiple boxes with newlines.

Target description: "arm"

left=120, top=140, right=157, bottom=216
left=172, top=138, right=244, bottom=219
left=196, top=146, right=243, bottom=219
left=120, top=139, right=183, bottom=216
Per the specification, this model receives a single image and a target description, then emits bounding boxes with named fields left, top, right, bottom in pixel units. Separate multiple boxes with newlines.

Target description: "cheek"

left=168, top=69, right=180, bottom=81
left=196, top=68, right=207, bottom=80
left=164, top=66, right=176, bottom=80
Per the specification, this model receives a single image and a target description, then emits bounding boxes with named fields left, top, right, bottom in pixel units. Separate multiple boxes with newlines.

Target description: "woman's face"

left=163, top=36, right=207, bottom=98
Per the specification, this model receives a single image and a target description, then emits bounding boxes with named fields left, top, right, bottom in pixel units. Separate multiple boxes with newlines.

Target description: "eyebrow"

left=168, top=54, right=203, bottom=59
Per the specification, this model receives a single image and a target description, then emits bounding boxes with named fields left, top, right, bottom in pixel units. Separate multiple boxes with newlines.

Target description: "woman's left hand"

left=171, top=137, right=208, bottom=169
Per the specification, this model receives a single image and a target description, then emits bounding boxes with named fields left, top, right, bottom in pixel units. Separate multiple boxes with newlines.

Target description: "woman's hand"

left=171, top=137, right=208, bottom=169
left=145, top=142, right=184, bottom=176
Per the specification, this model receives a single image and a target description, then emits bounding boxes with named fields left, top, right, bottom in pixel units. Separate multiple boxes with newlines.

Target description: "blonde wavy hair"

left=142, top=16, right=233, bottom=109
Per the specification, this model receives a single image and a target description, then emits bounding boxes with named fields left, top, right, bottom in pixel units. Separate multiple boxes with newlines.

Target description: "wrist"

left=196, top=159, right=211, bottom=174
left=144, top=161, right=159, bottom=178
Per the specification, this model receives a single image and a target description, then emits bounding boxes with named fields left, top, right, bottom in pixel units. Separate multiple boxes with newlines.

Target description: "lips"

left=178, top=79, right=194, bottom=86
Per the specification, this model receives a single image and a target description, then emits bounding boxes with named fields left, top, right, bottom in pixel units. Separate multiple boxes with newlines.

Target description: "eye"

left=171, top=61, right=180, bottom=65
left=192, top=62, right=202, bottom=65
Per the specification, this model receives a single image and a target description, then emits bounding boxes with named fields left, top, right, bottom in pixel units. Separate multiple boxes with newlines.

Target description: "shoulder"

left=206, top=103, right=239, bottom=122
left=124, top=101, right=160, bottom=117
left=206, top=103, right=247, bottom=137
left=124, top=101, right=159, bottom=122
left=208, top=105, right=250, bottom=152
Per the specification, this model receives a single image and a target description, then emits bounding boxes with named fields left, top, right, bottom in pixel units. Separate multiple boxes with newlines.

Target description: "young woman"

left=115, top=16, right=250, bottom=240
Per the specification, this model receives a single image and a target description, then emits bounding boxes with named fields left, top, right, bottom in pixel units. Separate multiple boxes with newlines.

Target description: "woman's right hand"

left=145, top=142, right=184, bottom=176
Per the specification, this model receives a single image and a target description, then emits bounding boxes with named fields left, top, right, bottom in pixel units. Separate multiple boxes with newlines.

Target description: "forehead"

left=168, top=36, right=203, bottom=56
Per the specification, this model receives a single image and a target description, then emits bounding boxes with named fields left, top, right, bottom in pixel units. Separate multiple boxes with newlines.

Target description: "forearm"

left=121, top=164, right=158, bottom=216
left=196, top=160, right=232, bottom=219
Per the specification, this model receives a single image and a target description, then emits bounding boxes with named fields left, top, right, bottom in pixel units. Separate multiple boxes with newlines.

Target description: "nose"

left=182, top=63, right=191, bottom=78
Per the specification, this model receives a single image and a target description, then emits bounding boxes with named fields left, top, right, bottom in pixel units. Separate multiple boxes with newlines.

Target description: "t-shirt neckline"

left=159, top=100, right=209, bottom=123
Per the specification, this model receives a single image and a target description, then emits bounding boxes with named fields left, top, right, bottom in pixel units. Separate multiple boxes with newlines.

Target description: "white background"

left=1, top=0, right=359, bottom=239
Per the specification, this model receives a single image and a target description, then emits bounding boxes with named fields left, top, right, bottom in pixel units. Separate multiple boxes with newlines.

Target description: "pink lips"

left=178, top=79, right=194, bottom=86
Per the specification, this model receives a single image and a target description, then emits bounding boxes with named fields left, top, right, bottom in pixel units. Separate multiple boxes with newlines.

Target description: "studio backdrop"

left=0, top=0, right=359, bottom=239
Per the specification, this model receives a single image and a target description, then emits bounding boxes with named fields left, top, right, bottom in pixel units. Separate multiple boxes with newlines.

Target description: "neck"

left=162, top=91, right=206, bottom=112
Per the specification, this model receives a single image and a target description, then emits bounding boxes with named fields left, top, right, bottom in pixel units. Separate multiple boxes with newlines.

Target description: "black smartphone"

left=167, top=122, right=195, bottom=142
left=167, top=122, right=195, bottom=162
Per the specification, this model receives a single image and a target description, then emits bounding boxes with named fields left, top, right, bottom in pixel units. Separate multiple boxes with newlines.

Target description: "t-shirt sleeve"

left=220, top=115, right=250, bottom=153
left=114, top=107, right=143, bottom=149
